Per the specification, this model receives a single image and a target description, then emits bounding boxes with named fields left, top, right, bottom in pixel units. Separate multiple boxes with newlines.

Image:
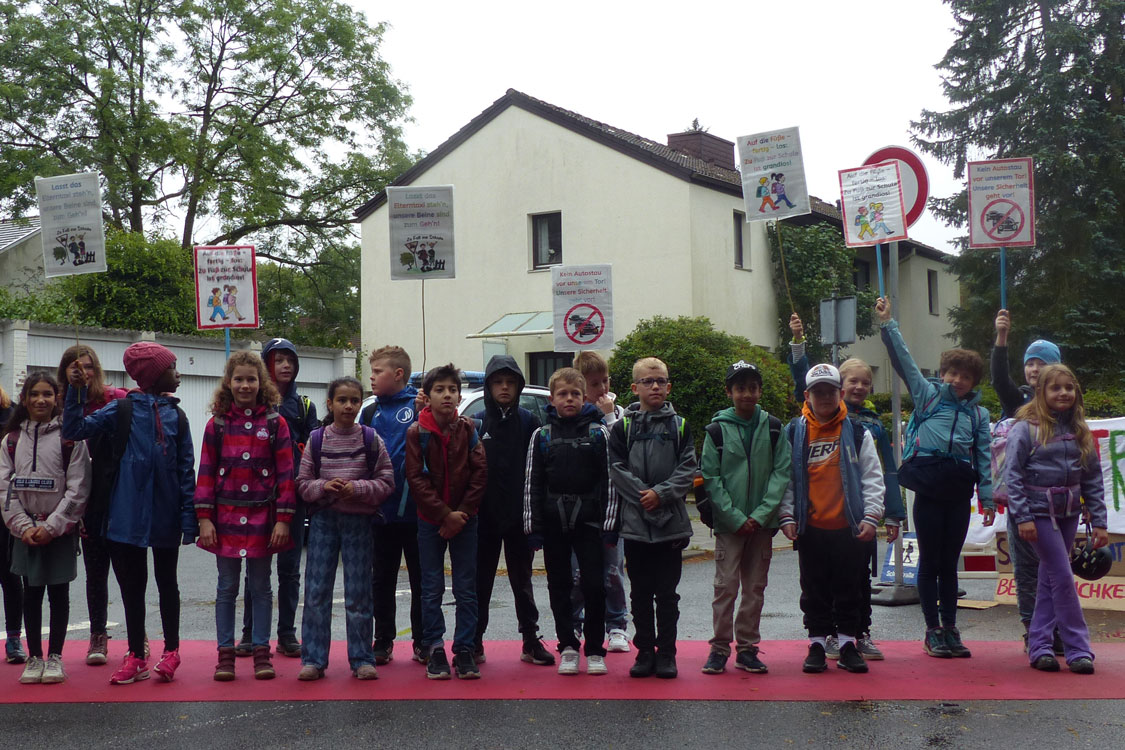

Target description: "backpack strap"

left=61, top=439, right=75, bottom=470
left=308, top=427, right=325, bottom=478
left=360, top=402, right=378, bottom=427
left=5, top=431, right=17, bottom=473
left=361, top=425, right=378, bottom=478
left=113, top=398, right=133, bottom=464
left=704, top=422, right=724, bottom=454
left=767, top=415, right=782, bottom=448
left=300, top=395, right=311, bottom=423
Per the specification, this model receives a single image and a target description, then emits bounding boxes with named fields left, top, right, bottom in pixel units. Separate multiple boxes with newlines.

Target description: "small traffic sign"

left=864, top=145, right=929, bottom=228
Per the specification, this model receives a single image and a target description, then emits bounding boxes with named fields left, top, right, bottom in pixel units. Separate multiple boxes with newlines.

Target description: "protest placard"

left=736, top=127, right=810, bottom=221
left=34, top=172, right=107, bottom=278
left=388, top=185, right=455, bottom=280
left=838, top=163, right=908, bottom=248
left=967, top=158, right=1036, bottom=248
left=552, top=264, right=613, bottom=353
left=193, top=245, right=259, bottom=330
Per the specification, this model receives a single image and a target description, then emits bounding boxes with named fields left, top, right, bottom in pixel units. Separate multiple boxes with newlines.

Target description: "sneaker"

left=233, top=636, right=253, bottom=657
left=5, top=636, right=26, bottom=665
left=412, top=644, right=427, bottom=664
left=19, top=656, right=44, bottom=684
left=277, top=635, right=301, bottom=659
left=153, top=649, right=182, bottom=681
left=1031, top=654, right=1060, bottom=672
left=943, top=626, right=971, bottom=658
left=701, top=650, right=727, bottom=675
left=453, top=650, right=480, bottom=680
left=297, top=664, right=324, bottom=681
left=629, top=650, right=656, bottom=678
left=857, top=636, right=884, bottom=661
left=86, top=633, right=108, bottom=666
left=558, top=647, right=580, bottom=675
left=472, top=643, right=486, bottom=665
left=426, top=647, right=451, bottom=680
left=836, top=641, right=869, bottom=673
left=41, top=654, right=66, bottom=684
left=735, top=648, right=768, bottom=674
left=607, top=629, right=630, bottom=653
left=373, top=642, right=393, bottom=666
left=1052, top=629, right=1066, bottom=657
left=824, top=635, right=840, bottom=659
left=1069, top=657, right=1095, bottom=675
left=353, top=664, right=379, bottom=680
left=923, top=627, right=953, bottom=658
left=110, top=652, right=150, bottom=685
left=586, top=654, right=608, bottom=675
left=654, top=651, right=678, bottom=679
left=803, top=642, right=828, bottom=673
left=521, top=637, right=555, bottom=666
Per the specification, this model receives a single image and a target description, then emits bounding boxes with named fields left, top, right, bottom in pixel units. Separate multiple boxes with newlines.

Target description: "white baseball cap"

left=805, top=363, right=842, bottom=389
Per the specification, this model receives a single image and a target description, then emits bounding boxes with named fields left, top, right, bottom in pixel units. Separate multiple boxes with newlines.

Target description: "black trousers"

left=796, top=525, right=867, bottom=638
left=542, top=524, right=604, bottom=656
left=913, top=493, right=971, bottom=629
left=624, top=539, right=682, bottom=654
left=81, top=532, right=112, bottom=635
left=108, top=542, right=180, bottom=655
left=372, top=522, right=423, bottom=649
left=23, top=583, right=68, bottom=658
left=475, top=523, right=541, bottom=645
left=0, top=524, right=23, bottom=637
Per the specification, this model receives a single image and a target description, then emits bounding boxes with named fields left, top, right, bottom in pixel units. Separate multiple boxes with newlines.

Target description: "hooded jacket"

left=700, top=406, right=792, bottom=534
left=608, top=401, right=697, bottom=543
left=362, top=383, right=419, bottom=524
left=524, top=402, right=616, bottom=536
left=881, top=319, right=993, bottom=505
left=1004, top=416, right=1107, bottom=528
left=63, top=387, right=198, bottom=548
left=990, top=344, right=1034, bottom=419
left=474, top=355, right=540, bottom=534
left=1, top=417, right=91, bottom=539
left=262, top=338, right=318, bottom=452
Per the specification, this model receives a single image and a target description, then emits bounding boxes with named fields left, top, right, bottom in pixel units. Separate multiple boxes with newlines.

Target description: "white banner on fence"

left=35, top=172, right=107, bottom=278
left=736, top=127, right=810, bottom=221
left=388, top=185, right=455, bottom=280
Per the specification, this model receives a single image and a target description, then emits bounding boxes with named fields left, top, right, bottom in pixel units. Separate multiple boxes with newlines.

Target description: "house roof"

left=0, top=217, right=41, bottom=253
left=355, top=89, right=952, bottom=264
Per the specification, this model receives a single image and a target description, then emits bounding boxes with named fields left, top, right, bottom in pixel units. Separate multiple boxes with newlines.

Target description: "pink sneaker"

left=153, top=649, right=181, bottom=682
left=110, top=652, right=150, bottom=685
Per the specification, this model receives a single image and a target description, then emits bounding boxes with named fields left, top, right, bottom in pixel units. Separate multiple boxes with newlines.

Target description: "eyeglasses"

left=635, top=377, right=670, bottom=387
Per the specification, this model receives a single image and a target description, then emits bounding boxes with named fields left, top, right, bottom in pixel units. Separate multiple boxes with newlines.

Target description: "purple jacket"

left=1004, top=417, right=1106, bottom=528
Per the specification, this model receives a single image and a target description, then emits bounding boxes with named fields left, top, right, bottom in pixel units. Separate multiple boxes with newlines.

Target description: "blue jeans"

left=217, top=556, right=272, bottom=649
left=1006, top=510, right=1040, bottom=625
left=242, top=500, right=305, bottom=641
left=571, top=537, right=628, bottom=631
left=418, top=515, right=478, bottom=654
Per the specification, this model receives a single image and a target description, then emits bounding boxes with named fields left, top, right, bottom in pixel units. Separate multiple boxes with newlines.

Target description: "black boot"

left=629, top=650, right=656, bottom=678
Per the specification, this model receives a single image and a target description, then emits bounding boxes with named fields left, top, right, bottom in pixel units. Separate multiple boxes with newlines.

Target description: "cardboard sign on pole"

left=736, top=127, right=811, bottom=221
left=193, top=245, right=259, bottom=330
left=388, top=185, right=455, bottom=280
left=838, top=163, right=909, bottom=248
left=967, top=158, right=1036, bottom=248
left=35, top=172, right=107, bottom=277
left=552, top=264, right=613, bottom=353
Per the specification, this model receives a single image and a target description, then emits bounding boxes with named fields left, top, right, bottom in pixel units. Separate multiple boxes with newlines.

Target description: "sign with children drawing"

left=552, top=264, right=614, bottom=352
left=193, top=245, right=260, bottom=330
left=736, top=127, right=810, bottom=221
left=34, top=172, right=107, bottom=278
left=838, top=163, right=909, bottom=248
left=388, top=185, right=455, bottom=280
left=967, top=158, right=1036, bottom=249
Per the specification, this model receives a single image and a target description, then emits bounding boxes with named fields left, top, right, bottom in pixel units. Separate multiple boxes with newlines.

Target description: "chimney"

left=667, top=131, right=736, bottom=172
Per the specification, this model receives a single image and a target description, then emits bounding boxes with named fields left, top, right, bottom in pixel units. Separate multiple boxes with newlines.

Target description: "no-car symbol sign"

left=980, top=199, right=1025, bottom=242
left=564, top=303, right=605, bottom=345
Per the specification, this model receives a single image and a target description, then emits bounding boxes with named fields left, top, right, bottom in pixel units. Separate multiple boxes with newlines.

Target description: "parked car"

left=360, top=370, right=551, bottom=425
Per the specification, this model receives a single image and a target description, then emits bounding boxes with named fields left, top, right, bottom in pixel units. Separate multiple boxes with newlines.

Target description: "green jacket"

left=700, top=406, right=792, bottom=534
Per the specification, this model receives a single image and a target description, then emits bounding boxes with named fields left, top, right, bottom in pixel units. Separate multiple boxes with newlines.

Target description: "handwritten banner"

left=388, top=185, right=455, bottom=280
left=736, top=127, right=810, bottom=221
left=34, top=172, right=107, bottom=277
left=193, top=245, right=259, bottom=330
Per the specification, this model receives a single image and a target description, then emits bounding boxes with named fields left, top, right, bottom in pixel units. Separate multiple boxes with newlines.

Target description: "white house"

left=357, top=89, right=960, bottom=386
left=0, top=217, right=44, bottom=294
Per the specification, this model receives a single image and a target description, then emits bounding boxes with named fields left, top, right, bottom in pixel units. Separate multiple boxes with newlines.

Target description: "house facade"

left=0, top=217, right=43, bottom=294
left=358, top=89, right=960, bottom=387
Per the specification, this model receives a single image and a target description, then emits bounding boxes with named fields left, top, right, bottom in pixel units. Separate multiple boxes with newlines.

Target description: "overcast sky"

left=353, top=0, right=967, bottom=254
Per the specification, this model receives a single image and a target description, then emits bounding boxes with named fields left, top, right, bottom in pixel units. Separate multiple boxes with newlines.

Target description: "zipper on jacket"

left=31, top=422, right=40, bottom=473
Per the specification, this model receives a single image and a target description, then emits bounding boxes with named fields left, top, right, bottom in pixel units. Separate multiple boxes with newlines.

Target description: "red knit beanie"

left=123, top=342, right=177, bottom=391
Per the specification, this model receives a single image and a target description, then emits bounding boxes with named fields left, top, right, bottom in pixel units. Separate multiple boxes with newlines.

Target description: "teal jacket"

left=700, top=406, right=791, bottom=534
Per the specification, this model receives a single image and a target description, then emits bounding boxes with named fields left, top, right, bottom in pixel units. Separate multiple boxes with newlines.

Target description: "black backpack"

left=696, top=415, right=782, bottom=529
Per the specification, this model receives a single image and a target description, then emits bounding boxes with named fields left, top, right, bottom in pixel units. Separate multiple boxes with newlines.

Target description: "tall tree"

left=912, top=1, right=1125, bottom=385
left=0, top=0, right=412, bottom=265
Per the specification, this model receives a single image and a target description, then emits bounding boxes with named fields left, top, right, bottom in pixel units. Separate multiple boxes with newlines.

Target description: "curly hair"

left=939, top=348, right=984, bottom=386
left=209, top=351, right=281, bottom=416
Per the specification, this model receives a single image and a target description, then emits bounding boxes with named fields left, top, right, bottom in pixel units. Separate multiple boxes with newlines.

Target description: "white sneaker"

left=558, top=647, right=580, bottom=675
left=19, top=656, right=44, bottom=684
left=41, top=654, right=66, bottom=684
left=586, top=654, right=608, bottom=675
left=607, top=629, right=630, bottom=653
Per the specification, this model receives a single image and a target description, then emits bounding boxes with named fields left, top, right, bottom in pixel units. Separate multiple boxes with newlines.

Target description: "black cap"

left=725, top=360, right=763, bottom=385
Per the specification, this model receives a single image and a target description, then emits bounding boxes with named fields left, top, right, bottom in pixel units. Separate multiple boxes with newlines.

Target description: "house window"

left=853, top=259, right=871, bottom=291
left=531, top=212, right=562, bottom=268
left=927, top=269, right=939, bottom=315
left=528, top=351, right=573, bottom=387
left=733, top=211, right=745, bottom=269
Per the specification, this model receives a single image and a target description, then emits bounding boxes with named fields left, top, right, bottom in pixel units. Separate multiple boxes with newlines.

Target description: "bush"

left=608, top=316, right=797, bottom=450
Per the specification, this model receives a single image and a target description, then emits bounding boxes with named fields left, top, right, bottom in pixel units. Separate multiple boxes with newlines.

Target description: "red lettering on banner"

left=996, top=578, right=1015, bottom=596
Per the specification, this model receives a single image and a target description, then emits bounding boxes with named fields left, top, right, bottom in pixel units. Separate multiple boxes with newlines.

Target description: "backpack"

left=990, top=419, right=1064, bottom=508
left=307, top=424, right=381, bottom=479
left=696, top=415, right=782, bottom=529
left=897, top=387, right=983, bottom=496
left=620, top=413, right=686, bottom=454
left=902, top=388, right=982, bottom=465
left=5, top=430, right=77, bottom=474
left=535, top=422, right=607, bottom=531
left=417, top=420, right=480, bottom=476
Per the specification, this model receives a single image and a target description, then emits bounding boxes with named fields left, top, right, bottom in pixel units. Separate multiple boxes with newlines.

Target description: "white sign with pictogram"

left=736, top=126, right=810, bottom=221
left=967, top=158, right=1036, bottom=248
left=552, top=264, right=613, bottom=352
left=838, top=162, right=909, bottom=248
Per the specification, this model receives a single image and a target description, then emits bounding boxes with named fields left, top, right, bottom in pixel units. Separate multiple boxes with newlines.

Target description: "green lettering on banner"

left=1111, top=430, right=1125, bottom=511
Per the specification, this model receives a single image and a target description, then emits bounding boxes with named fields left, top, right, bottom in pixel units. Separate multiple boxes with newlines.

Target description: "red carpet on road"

left=2, top=640, right=1122, bottom=704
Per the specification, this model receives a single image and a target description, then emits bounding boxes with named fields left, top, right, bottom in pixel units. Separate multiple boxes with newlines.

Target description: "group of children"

left=0, top=298, right=1110, bottom=685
